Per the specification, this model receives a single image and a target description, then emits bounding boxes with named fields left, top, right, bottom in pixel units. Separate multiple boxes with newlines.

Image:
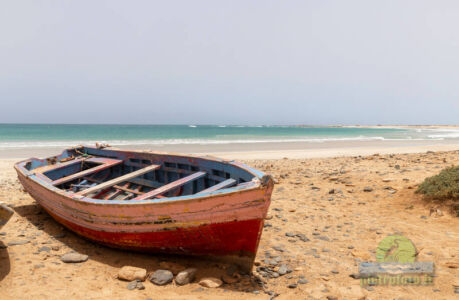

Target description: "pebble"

left=199, top=277, right=223, bottom=288
left=175, top=268, right=197, bottom=285
left=127, top=280, right=144, bottom=290
left=298, top=278, right=308, bottom=284
left=118, top=266, right=147, bottom=282
left=38, top=246, right=51, bottom=253
left=7, top=239, right=30, bottom=246
left=60, top=252, right=88, bottom=263
left=297, top=234, right=310, bottom=242
left=150, top=269, right=173, bottom=286
left=349, top=273, right=361, bottom=279
left=288, top=283, right=297, bottom=288
left=363, top=186, right=373, bottom=192
left=272, top=245, right=285, bottom=252
left=278, top=264, right=291, bottom=276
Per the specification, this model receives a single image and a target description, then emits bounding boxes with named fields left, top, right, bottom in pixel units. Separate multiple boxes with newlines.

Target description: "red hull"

left=46, top=207, right=263, bottom=258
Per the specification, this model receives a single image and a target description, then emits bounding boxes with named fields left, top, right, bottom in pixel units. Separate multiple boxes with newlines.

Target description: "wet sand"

left=0, top=149, right=458, bottom=299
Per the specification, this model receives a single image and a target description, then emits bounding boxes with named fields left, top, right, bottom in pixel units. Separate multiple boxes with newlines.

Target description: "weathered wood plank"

left=77, top=164, right=160, bottom=196
left=133, top=171, right=206, bottom=200
left=52, top=158, right=123, bottom=186
left=197, top=178, right=237, bottom=194
left=162, top=166, right=226, bottom=182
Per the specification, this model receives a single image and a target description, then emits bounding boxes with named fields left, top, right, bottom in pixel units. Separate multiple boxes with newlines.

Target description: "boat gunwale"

left=14, top=146, right=272, bottom=206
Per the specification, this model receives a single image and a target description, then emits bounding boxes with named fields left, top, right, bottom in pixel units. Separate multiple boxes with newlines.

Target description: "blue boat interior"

left=22, top=146, right=259, bottom=200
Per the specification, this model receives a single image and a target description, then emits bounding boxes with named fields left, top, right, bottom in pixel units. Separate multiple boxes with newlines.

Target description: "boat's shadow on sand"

left=14, top=203, right=264, bottom=293
left=0, top=242, right=10, bottom=281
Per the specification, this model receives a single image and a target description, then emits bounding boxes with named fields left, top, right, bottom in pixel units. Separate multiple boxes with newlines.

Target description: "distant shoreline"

left=0, top=123, right=458, bottom=127
left=295, top=124, right=459, bottom=128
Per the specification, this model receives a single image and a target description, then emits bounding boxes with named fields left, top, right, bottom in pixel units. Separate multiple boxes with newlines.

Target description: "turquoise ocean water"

left=0, top=124, right=458, bottom=149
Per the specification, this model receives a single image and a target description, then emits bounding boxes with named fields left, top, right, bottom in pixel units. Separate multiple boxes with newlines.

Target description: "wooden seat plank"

left=51, top=158, right=123, bottom=186
left=196, top=178, right=237, bottom=194
left=133, top=171, right=206, bottom=200
left=77, top=164, right=160, bottom=196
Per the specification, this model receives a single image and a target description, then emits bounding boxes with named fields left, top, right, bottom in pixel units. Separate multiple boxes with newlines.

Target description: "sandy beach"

left=0, top=144, right=458, bottom=300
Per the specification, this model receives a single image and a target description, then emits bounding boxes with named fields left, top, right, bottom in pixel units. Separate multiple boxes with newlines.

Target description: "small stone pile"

left=117, top=264, right=243, bottom=290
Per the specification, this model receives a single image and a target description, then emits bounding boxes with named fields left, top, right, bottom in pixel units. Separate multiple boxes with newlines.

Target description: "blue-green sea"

left=0, top=124, right=457, bottom=149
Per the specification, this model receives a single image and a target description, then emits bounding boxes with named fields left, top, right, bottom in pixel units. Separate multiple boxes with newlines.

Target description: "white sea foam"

left=0, top=136, right=444, bottom=149
left=426, top=128, right=459, bottom=139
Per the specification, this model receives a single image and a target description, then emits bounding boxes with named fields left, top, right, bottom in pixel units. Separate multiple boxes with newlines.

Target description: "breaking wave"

left=0, top=135, right=444, bottom=149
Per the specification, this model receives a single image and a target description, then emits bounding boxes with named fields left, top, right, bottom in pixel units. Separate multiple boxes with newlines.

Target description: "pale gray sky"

left=0, top=1, right=458, bottom=125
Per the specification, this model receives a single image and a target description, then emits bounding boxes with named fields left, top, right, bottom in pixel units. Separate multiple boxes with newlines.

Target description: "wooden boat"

left=14, top=146, right=273, bottom=271
left=0, top=203, right=13, bottom=229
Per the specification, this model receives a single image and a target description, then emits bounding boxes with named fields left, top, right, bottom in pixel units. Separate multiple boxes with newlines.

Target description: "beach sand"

left=0, top=146, right=458, bottom=299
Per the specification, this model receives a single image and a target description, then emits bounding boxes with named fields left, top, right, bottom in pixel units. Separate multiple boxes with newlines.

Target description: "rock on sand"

left=150, top=269, right=174, bottom=286
left=199, top=277, right=222, bottom=288
left=175, top=268, right=197, bottom=285
left=118, top=266, right=147, bottom=281
left=60, top=252, right=88, bottom=263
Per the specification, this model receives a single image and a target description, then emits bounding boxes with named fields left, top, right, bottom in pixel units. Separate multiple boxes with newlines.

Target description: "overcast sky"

left=0, top=1, right=458, bottom=125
